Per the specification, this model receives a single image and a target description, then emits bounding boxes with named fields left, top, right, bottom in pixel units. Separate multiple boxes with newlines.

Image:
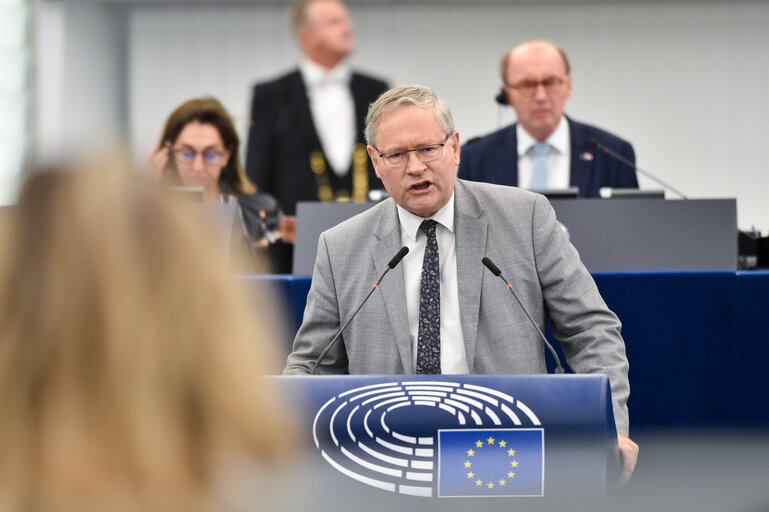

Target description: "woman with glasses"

left=147, top=97, right=288, bottom=249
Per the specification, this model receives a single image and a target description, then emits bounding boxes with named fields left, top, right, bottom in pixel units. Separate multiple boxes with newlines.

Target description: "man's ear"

left=296, top=26, right=313, bottom=53
left=450, top=131, right=461, bottom=166
left=564, top=74, right=573, bottom=100
left=366, top=145, right=382, bottom=178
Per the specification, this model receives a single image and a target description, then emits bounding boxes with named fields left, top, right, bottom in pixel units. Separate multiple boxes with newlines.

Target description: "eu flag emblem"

left=437, top=428, right=544, bottom=497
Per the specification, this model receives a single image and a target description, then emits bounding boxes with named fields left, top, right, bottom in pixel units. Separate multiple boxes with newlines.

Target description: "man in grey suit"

left=284, top=85, right=638, bottom=485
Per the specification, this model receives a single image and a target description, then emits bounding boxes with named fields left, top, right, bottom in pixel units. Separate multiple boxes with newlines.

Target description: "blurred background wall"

left=21, top=0, right=769, bottom=232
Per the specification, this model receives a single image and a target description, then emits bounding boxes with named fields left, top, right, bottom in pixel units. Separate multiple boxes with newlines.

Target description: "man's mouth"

left=411, top=181, right=430, bottom=191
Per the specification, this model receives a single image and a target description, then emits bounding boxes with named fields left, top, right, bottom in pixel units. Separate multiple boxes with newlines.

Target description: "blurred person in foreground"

left=284, top=85, right=638, bottom=486
left=0, top=163, right=296, bottom=512
left=459, top=39, right=638, bottom=197
left=147, top=97, right=294, bottom=272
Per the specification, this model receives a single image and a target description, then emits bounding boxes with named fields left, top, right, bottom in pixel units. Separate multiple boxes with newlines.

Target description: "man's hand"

left=279, top=216, right=297, bottom=244
left=614, top=432, right=639, bottom=487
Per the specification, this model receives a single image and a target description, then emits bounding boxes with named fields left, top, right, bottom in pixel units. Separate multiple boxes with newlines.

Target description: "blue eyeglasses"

left=173, top=147, right=225, bottom=166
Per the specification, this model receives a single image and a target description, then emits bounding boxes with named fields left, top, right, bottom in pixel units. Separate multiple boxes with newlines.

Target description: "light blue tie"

left=530, top=142, right=550, bottom=189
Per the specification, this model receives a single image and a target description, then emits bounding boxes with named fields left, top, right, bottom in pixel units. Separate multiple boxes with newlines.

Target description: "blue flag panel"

left=438, top=428, right=544, bottom=497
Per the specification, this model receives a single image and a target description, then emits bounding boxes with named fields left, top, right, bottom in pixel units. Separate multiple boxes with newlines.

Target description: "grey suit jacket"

left=284, top=179, right=630, bottom=435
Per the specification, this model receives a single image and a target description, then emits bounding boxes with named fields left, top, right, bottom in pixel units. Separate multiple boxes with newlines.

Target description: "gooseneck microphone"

left=481, top=257, right=565, bottom=374
left=587, top=137, right=688, bottom=199
left=310, top=246, right=409, bottom=375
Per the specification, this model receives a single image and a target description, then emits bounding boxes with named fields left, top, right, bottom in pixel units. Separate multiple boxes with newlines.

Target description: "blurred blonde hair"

left=0, top=159, right=294, bottom=512
left=290, top=0, right=341, bottom=31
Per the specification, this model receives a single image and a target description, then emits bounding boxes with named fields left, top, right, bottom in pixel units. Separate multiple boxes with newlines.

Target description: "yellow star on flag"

left=475, top=479, right=483, bottom=486
left=466, top=449, right=475, bottom=457
left=466, top=471, right=474, bottom=479
left=511, top=460, right=519, bottom=468
left=507, top=449, right=516, bottom=456
left=475, top=440, right=483, bottom=448
left=487, top=482, right=494, bottom=489
left=499, top=440, right=507, bottom=448
left=486, top=436, right=495, bottom=445
left=464, top=461, right=472, bottom=468
left=499, top=479, right=507, bottom=486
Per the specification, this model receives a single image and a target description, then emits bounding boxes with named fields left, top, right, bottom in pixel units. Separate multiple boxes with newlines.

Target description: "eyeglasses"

left=173, top=148, right=225, bottom=166
left=376, top=134, right=452, bottom=168
left=506, top=76, right=568, bottom=97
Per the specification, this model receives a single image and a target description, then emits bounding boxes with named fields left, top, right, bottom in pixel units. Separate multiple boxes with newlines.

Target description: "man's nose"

left=405, top=151, right=426, bottom=173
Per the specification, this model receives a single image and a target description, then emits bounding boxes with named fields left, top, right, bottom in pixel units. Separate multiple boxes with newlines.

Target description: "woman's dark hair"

left=159, top=97, right=255, bottom=196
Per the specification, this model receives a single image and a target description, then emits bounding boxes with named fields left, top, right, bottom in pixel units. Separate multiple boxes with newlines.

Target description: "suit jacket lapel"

left=453, top=180, right=488, bottom=370
left=491, top=124, right=519, bottom=186
left=507, top=125, right=519, bottom=187
left=371, top=201, right=412, bottom=372
left=567, top=117, right=594, bottom=196
left=289, top=70, right=324, bottom=154
left=350, top=74, right=369, bottom=145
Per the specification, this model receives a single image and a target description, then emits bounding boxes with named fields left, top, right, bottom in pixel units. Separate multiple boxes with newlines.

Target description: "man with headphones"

left=458, top=40, right=638, bottom=197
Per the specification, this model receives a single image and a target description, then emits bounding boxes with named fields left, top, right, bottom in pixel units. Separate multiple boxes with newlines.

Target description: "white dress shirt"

left=517, top=116, right=571, bottom=189
left=300, top=59, right=356, bottom=177
left=396, top=193, right=468, bottom=374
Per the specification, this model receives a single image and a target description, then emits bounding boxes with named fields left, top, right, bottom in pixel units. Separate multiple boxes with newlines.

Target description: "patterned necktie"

left=529, top=142, right=551, bottom=188
left=416, top=219, right=441, bottom=374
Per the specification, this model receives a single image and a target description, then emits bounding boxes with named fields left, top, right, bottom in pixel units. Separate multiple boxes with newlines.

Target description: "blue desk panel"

left=241, top=272, right=769, bottom=430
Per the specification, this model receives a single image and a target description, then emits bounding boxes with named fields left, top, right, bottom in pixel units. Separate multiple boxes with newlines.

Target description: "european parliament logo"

left=312, top=380, right=545, bottom=498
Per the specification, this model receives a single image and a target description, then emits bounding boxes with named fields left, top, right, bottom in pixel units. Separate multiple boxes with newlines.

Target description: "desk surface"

left=293, top=199, right=738, bottom=274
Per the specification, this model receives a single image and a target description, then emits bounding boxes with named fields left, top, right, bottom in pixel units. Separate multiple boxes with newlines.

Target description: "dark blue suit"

left=458, top=117, right=638, bottom=197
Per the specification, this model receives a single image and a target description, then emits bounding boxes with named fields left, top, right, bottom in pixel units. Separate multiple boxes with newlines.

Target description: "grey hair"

left=364, top=85, right=455, bottom=148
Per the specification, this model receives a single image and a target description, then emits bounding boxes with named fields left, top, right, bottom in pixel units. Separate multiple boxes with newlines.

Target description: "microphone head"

left=587, top=137, right=609, bottom=153
left=388, top=246, right=410, bottom=269
left=481, top=257, right=502, bottom=276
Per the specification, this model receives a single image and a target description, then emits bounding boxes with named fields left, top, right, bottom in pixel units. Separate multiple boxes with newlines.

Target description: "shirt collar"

left=517, top=115, right=569, bottom=156
left=300, top=58, right=351, bottom=88
left=396, top=191, right=456, bottom=243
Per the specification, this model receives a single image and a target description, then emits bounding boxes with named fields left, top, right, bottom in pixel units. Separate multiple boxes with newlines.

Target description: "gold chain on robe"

left=310, top=143, right=369, bottom=202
